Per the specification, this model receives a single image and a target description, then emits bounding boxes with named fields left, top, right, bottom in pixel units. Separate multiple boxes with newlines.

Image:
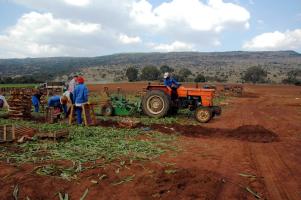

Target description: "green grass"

left=0, top=84, right=37, bottom=88
left=0, top=119, right=177, bottom=165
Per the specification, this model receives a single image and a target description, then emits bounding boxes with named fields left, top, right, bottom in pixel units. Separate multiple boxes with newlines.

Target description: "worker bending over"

left=0, top=95, right=9, bottom=110
left=32, top=91, right=43, bottom=112
left=48, top=95, right=68, bottom=117
left=73, top=76, right=89, bottom=125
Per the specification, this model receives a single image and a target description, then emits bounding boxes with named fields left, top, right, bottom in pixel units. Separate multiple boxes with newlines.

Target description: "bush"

left=0, top=76, right=42, bottom=84
left=172, top=74, right=184, bottom=82
left=160, top=65, right=174, bottom=73
left=242, top=66, right=267, bottom=83
left=194, top=74, right=206, bottom=83
left=178, top=68, right=192, bottom=78
left=173, top=68, right=193, bottom=82
left=125, top=67, right=138, bottom=82
left=282, top=69, right=301, bottom=85
left=140, top=66, right=160, bottom=81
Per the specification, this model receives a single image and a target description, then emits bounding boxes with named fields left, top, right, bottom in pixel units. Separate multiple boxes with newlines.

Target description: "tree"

left=125, top=67, right=138, bottom=82
left=160, top=65, right=174, bottom=73
left=172, top=74, right=184, bottom=82
left=175, top=68, right=193, bottom=82
left=242, top=66, right=267, bottom=83
left=140, top=66, right=160, bottom=81
left=194, top=74, right=206, bottom=83
left=282, top=69, right=301, bottom=85
left=178, top=68, right=192, bottom=78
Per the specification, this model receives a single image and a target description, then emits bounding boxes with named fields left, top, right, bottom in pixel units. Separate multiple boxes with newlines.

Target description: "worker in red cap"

left=73, top=76, right=89, bottom=124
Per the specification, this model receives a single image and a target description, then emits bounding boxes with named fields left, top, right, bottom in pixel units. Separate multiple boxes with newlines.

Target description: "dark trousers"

left=75, top=106, right=83, bottom=124
left=70, top=93, right=74, bottom=104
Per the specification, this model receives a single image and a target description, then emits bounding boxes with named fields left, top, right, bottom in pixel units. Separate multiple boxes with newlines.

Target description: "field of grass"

left=0, top=84, right=37, bottom=88
left=0, top=90, right=226, bottom=181
left=0, top=118, right=178, bottom=179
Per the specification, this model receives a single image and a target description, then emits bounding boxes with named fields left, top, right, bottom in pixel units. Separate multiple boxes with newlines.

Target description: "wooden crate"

left=69, top=103, right=97, bottom=126
left=0, top=125, right=16, bottom=143
left=36, top=130, right=69, bottom=141
left=45, top=107, right=62, bottom=124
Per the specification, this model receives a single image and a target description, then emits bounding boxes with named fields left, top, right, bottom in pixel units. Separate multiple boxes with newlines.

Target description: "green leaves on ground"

left=0, top=119, right=177, bottom=165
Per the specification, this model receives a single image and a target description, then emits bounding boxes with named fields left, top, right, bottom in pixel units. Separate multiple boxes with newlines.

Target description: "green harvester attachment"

left=110, top=95, right=141, bottom=116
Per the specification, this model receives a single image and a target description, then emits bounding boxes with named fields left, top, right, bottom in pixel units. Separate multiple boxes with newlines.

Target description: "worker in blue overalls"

left=48, top=95, right=68, bottom=117
left=32, top=90, right=43, bottom=112
left=163, top=72, right=180, bottom=99
left=73, top=76, right=89, bottom=125
left=164, top=72, right=180, bottom=88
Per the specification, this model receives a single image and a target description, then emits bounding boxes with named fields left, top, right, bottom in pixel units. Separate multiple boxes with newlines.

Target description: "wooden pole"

left=12, top=125, right=16, bottom=140
left=3, top=125, right=7, bottom=142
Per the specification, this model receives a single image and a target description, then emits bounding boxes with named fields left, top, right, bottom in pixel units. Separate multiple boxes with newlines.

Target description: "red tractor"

left=141, top=84, right=221, bottom=123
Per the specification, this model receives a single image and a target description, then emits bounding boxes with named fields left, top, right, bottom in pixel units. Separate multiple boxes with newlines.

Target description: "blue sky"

left=0, top=0, right=300, bottom=58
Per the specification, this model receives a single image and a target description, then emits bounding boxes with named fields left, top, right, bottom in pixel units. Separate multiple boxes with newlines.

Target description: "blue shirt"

left=164, top=77, right=180, bottom=88
left=48, top=96, right=67, bottom=114
left=32, top=96, right=40, bottom=106
left=73, top=83, right=89, bottom=104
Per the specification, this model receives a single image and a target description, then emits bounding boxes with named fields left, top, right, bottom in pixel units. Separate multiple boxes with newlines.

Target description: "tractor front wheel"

left=101, top=104, right=113, bottom=116
left=142, top=90, right=171, bottom=118
left=195, top=107, right=212, bottom=123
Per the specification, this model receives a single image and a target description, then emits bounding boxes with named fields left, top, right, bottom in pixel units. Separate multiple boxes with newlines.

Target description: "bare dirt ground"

left=1, top=84, right=301, bottom=200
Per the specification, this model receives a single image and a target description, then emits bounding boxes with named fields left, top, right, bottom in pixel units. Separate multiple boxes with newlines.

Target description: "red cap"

left=77, top=76, right=84, bottom=83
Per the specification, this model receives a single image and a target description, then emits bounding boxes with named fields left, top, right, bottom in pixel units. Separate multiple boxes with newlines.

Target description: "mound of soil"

left=136, top=167, right=223, bottom=200
left=150, top=124, right=278, bottom=143
left=228, top=125, right=279, bottom=143
left=96, top=119, right=278, bottom=143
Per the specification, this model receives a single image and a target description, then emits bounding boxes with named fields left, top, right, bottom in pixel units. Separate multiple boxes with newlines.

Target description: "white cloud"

left=119, top=34, right=141, bottom=44
left=4, top=0, right=251, bottom=58
left=130, top=0, right=250, bottom=32
left=243, top=29, right=301, bottom=50
left=0, top=12, right=102, bottom=57
left=152, top=41, right=194, bottom=52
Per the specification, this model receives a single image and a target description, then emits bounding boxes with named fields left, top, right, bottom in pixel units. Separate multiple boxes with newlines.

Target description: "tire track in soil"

left=250, top=144, right=300, bottom=200
left=215, top=142, right=267, bottom=200
left=215, top=96, right=268, bottom=200
left=248, top=95, right=301, bottom=200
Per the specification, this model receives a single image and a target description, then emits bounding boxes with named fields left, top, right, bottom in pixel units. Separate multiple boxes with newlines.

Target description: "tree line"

left=126, top=65, right=301, bottom=85
left=126, top=65, right=206, bottom=83
left=0, top=65, right=300, bottom=85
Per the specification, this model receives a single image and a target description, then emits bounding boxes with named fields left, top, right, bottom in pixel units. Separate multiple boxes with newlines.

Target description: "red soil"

left=1, top=84, right=301, bottom=200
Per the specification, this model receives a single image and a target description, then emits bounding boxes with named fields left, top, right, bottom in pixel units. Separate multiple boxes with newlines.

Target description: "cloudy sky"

left=0, top=0, right=300, bottom=58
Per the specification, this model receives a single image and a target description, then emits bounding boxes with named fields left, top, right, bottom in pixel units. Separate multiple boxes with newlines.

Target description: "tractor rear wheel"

left=101, top=104, right=113, bottom=116
left=142, top=90, right=171, bottom=118
left=195, top=107, right=212, bottom=123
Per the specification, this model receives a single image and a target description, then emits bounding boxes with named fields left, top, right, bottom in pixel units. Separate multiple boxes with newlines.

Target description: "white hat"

left=164, top=72, right=170, bottom=79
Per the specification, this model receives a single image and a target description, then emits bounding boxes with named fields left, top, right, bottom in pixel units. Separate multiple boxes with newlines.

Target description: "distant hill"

left=1, top=51, right=301, bottom=83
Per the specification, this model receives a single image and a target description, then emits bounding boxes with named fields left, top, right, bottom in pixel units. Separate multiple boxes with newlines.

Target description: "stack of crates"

left=0, top=125, right=16, bottom=143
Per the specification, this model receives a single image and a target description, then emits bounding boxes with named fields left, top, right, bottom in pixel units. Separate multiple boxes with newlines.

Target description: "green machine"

left=101, top=88, right=142, bottom=116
